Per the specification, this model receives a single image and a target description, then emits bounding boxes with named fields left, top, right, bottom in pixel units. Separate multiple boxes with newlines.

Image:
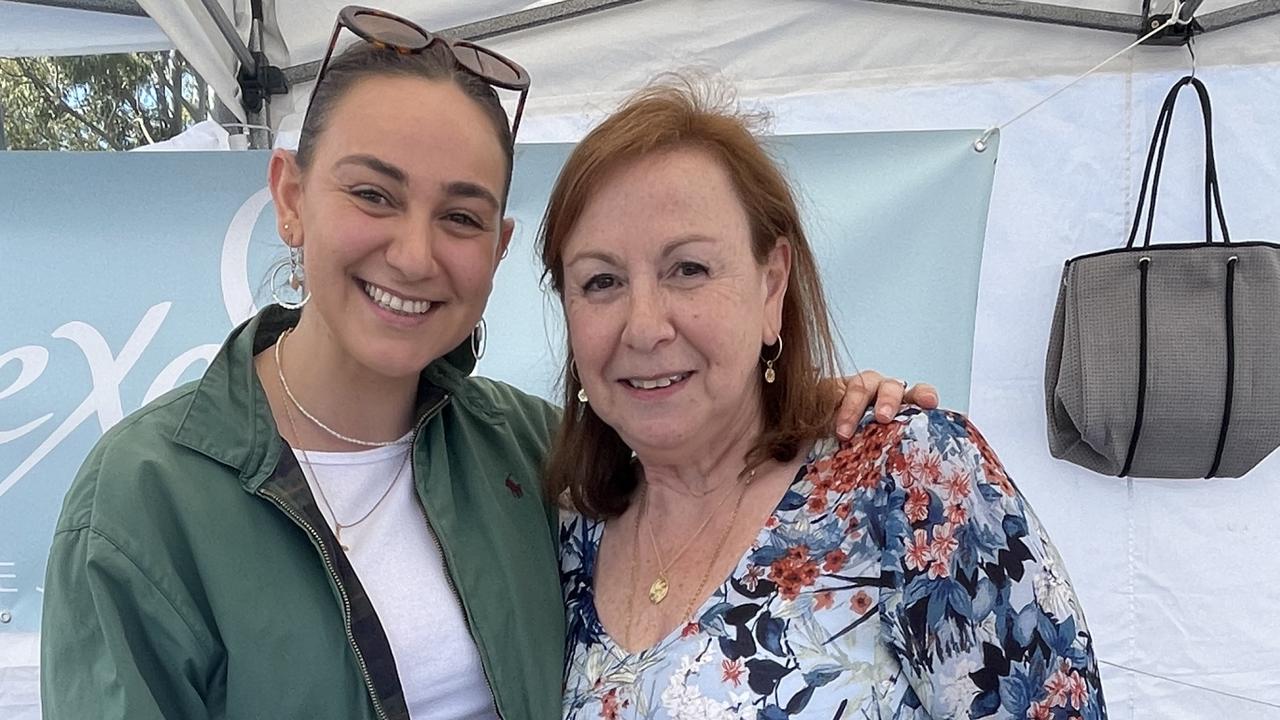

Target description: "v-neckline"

left=588, top=457, right=813, bottom=657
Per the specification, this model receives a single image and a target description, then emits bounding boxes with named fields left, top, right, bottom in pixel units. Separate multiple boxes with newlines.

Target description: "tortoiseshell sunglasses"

left=305, top=5, right=531, bottom=138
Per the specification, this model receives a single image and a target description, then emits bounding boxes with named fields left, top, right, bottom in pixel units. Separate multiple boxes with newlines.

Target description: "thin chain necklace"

left=622, top=474, right=754, bottom=650
left=275, top=327, right=412, bottom=448
left=280, top=380, right=413, bottom=552
left=658, top=471, right=742, bottom=499
left=274, top=328, right=414, bottom=551
left=641, top=469, right=754, bottom=604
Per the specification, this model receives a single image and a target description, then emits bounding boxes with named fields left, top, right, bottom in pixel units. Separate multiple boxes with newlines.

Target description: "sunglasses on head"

left=306, top=5, right=531, bottom=139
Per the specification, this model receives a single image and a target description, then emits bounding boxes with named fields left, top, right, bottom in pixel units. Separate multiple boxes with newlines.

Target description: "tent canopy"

left=70, top=0, right=1280, bottom=123
left=5, top=0, right=1277, bottom=123
left=0, top=0, right=170, bottom=56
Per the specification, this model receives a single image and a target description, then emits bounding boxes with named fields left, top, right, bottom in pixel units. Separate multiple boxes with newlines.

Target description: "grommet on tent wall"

left=974, top=127, right=997, bottom=152
left=0, top=610, right=11, bottom=624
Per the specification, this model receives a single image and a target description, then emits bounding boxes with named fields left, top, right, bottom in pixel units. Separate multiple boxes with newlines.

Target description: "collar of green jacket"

left=170, top=305, right=495, bottom=494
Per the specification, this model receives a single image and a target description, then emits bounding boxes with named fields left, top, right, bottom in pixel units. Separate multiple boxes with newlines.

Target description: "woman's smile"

left=358, top=278, right=442, bottom=329
left=618, top=371, right=694, bottom=399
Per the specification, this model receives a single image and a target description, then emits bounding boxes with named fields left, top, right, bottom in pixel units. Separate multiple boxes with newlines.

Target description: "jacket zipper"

left=407, top=393, right=505, bottom=718
left=415, top=500, right=505, bottom=720
left=257, top=488, right=390, bottom=720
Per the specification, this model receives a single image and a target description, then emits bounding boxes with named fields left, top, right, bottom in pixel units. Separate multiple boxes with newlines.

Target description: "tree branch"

left=14, top=58, right=124, bottom=150
left=169, top=53, right=182, bottom=134
left=123, top=94, right=157, bottom=143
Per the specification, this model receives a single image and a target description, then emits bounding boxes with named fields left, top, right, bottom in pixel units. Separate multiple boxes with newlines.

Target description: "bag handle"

left=1124, top=76, right=1231, bottom=249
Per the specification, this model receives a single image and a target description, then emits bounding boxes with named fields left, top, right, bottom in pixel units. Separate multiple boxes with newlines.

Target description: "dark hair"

left=537, top=78, right=841, bottom=519
left=295, top=41, right=515, bottom=198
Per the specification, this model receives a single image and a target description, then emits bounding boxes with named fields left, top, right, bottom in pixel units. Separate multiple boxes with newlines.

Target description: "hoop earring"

left=762, top=336, right=783, bottom=384
left=471, top=318, right=487, bottom=360
left=272, top=247, right=310, bottom=310
left=570, top=361, right=588, bottom=404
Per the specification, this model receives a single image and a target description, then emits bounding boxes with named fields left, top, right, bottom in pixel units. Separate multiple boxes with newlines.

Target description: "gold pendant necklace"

left=641, top=467, right=755, bottom=604
left=648, top=576, right=670, bottom=605
left=622, top=471, right=756, bottom=651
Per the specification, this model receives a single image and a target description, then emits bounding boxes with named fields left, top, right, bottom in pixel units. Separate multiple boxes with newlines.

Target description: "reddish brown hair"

left=537, top=77, right=840, bottom=518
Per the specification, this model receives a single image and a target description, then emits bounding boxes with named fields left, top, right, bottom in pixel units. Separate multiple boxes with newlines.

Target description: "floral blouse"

left=559, top=408, right=1106, bottom=719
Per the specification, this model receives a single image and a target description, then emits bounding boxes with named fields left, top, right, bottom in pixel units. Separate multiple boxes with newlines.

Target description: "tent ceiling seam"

left=861, top=0, right=1142, bottom=32
left=860, top=0, right=1279, bottom=34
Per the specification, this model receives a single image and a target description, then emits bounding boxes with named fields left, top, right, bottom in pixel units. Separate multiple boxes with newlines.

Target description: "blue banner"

left=0, top=130, right=997, bottom=633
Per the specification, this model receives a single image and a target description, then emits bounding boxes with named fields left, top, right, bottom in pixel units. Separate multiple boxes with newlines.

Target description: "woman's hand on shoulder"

left=831, top=371, right=939, bottom=439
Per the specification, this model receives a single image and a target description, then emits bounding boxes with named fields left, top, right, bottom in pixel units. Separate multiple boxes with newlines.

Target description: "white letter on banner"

left=0, top=346, right=54, bottom=444
left=143, top=344, right=220, bottom=406
left=221, top=187, right=274, bottom=326
left=0, top=562, right=16, bottom=593
left=0, top=303, right=171, bottom=500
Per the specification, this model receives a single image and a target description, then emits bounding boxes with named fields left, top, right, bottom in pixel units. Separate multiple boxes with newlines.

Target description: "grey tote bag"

left=1045, top=76, right=1280, bottom=478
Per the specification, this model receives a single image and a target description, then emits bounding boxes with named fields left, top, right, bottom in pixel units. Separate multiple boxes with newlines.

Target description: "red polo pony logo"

left=504, top=475, right=524, bottom=498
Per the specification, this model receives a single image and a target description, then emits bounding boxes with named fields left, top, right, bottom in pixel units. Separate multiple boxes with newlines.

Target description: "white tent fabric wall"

left=823, top=67, right=1280, bottom=718
left=968, top=67, right=1280, bottom=718
left=4, top=1, right=1279, bottom=718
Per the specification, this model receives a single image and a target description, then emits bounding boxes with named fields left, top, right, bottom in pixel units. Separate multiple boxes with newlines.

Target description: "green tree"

left=0, top=51, right=213, bottom=151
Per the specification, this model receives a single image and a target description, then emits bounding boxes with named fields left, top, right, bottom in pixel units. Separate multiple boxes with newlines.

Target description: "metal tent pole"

left=1201, top=0, right=1280, bottom=30
left=5, top=0, right=147, bottom=16
left=196, top=0, right=256, bottom=76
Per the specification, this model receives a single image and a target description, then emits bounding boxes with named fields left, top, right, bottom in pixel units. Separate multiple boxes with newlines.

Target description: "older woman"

left=544, top=82, right=1106, bottom=719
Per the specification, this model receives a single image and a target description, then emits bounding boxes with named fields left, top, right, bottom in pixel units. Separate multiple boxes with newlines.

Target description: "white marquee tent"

left=3, top=1, right=1280, bottom=718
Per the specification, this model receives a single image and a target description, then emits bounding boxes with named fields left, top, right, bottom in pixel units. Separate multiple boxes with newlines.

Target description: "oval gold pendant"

left=648, top=576, right=669, bottom=604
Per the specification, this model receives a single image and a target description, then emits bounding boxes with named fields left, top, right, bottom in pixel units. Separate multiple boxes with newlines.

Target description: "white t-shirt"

left=292, top=440, right=498, bottom=720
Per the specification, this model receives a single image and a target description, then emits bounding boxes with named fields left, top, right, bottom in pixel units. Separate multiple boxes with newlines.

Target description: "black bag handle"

left=1125, top=76, right=1231, bottom=249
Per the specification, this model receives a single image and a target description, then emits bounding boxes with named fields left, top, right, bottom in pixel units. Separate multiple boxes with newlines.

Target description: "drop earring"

left=571, top=361, right=588, bottom=404
left=762, top=336, right=783, bottom=384
left=272, top=244, right=310, bottom=310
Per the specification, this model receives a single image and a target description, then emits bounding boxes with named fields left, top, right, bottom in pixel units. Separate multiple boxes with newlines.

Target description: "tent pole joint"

left=1139, top=0, right=1205, bottom=44
left=1138, top=13, right=1203, bottom=44
left=239, top=52, right=289, bottom=114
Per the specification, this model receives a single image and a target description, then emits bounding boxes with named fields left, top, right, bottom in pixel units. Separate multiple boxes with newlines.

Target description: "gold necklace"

left=642, top=468, right=755, bottom=604
left=622, top=488, right=646, bottom=650
left=622, top=475, right=754, bottom=649
left=681, top=477, right=752, bottom=623
left=275, top=328, right=412, bottom=448
left=278, top=372, right=413, bottom=552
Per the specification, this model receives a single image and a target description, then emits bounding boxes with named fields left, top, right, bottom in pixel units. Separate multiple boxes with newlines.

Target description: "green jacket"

left=41, top=307, right=565, bottom=720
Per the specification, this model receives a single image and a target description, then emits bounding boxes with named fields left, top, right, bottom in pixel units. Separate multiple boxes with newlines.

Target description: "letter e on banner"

left=0, top=347, right=53, bottom=445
